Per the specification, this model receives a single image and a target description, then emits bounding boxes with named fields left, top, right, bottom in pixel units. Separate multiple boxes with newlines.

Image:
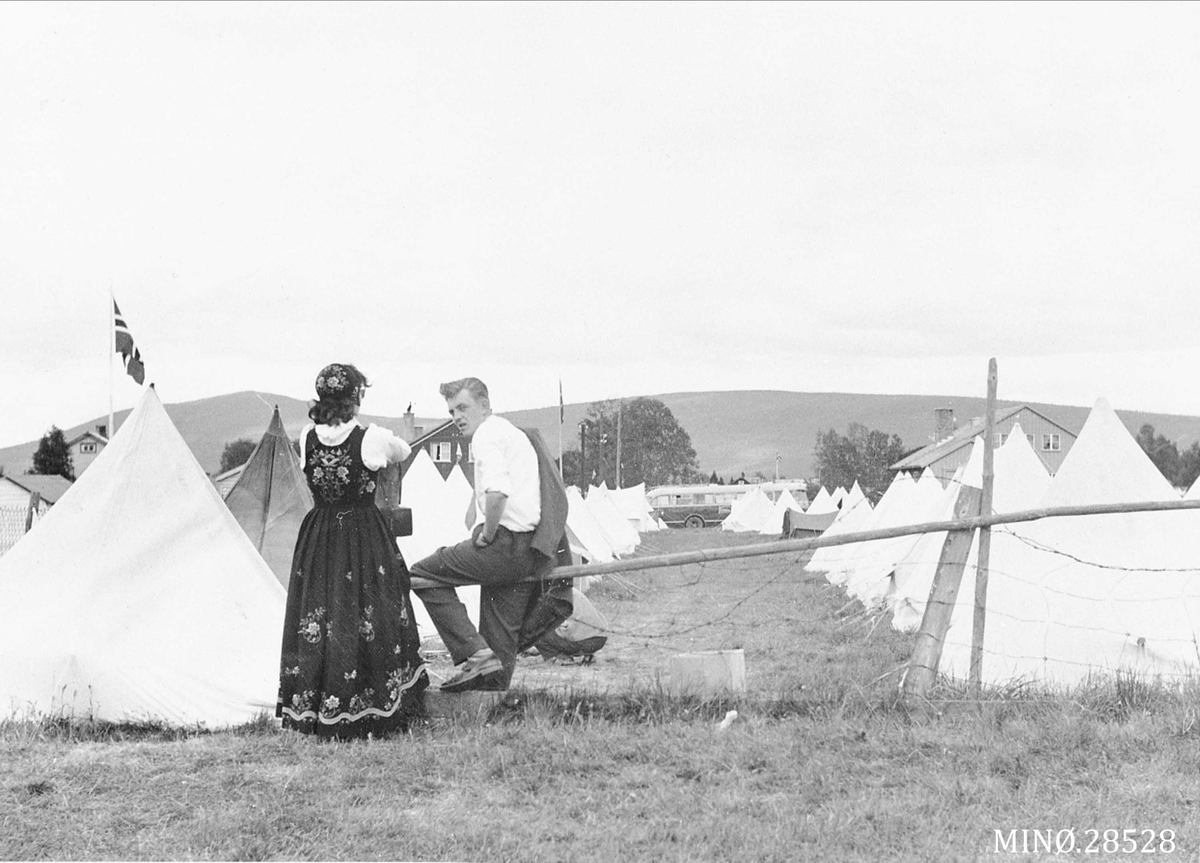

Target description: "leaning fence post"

left=902, top=484, right=982, bottom=703
left=24, top=491, right=41, bottom=533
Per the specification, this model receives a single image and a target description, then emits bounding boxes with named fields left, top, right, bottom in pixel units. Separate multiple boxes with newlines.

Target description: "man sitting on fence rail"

left=411, top=377, right=570, bottom=693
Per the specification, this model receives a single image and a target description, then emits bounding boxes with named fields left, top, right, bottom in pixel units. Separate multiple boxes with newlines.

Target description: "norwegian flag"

left=113, top=300, right=145, bottom=385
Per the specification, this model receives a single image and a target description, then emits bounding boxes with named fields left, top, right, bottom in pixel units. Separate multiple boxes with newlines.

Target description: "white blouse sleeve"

left=361, top=424, right=412, bottom=471
left=298, top=423, right=315, bottom=469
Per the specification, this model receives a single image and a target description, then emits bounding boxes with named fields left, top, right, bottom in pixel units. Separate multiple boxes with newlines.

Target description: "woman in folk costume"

left=277, top=363, right=427, bottom=738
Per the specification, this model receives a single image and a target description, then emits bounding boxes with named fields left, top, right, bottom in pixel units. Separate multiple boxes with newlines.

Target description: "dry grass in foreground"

left=3, top=529, right=1200, bottom=861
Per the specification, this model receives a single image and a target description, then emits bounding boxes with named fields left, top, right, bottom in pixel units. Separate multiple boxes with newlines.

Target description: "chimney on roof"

left=934, top=408, right=956, bottom=443
left=95, top=423, right=108, bottom=439
left=400, top=405, right=417, bottom=443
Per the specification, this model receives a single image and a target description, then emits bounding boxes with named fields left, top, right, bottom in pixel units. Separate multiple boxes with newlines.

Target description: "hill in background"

left=507, top=391, right=1200, bottom=481
left=3, top=389, right=1200, bottom=482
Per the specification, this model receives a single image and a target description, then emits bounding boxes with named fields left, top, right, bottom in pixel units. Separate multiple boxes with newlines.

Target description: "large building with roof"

left=891, top=405, right=1078, bottom=482
left=0, top=473, right=74, bottom=511
left=401, top=419, right=474, bottom=484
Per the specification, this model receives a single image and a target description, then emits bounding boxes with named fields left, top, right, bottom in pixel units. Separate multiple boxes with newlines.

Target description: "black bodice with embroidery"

left=303, top=425, right=379, bottom=506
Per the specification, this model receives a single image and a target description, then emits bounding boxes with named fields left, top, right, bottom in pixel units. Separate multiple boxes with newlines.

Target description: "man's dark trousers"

left=411, top=524, right=540, bottom=686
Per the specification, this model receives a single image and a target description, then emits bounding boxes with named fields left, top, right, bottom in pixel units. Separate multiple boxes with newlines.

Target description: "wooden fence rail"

left=409, top=496, right=1200, bottom=589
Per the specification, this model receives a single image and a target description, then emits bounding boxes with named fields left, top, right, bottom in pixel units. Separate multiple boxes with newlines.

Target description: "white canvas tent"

left=842, top=470, right=947, bottom=608
left=586, top=484, right=640, bottom=556
left=0, top=389, right=285, bottom=726
left=399, top=450, right=478, bottom=639
left=805, top=484, right=874, bottom=573
left=938, top=399, right=1200, bottom=685
left=843, top=481, right=867, bottom=511
left=829, top=486, right=848, bottom=509
left=565, top=486, right=616, bottom=564
left=891, top=427, right=1052, bottom=632
left=757, top=489, right=804, bottom=536
left=721, top=485, right=776, bottom=532
left=609, top=483, right=662, bottom=532
left=805, top=486, right=837, bottom=515
left=223, top=406, right=313, bottom=589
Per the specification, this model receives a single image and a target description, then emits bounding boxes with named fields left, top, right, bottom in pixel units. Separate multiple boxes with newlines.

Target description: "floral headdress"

left=315, top=363, right=361, bottom=402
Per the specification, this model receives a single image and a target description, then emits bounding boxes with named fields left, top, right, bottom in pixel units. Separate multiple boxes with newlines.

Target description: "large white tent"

left=889, top=426, right=1055, bottom=632
left=938, top=399, right=1200, bottom=685
left=0, top=389, right=285, bottom=726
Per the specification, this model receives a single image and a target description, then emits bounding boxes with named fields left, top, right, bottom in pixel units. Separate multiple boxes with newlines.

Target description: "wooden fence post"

left=970, top=359, right=998, bottom=693
left=24, top=491, right=41, bottom=533
left=902, top=484, right=982, bottom=704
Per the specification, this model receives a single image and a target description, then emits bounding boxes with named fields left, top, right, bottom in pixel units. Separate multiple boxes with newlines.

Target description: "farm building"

left=891, top=405, right=1078, bottom=482
left=66, top=424, right=110, bottom=474
left=0, top=473, right=74, bottom=511
left=402, top=419, right=474, bottom=484
left=0, top=473, right=75, bottom=555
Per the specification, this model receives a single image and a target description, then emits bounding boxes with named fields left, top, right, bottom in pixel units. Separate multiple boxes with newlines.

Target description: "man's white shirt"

left=471, top=414, right=541, bottom=532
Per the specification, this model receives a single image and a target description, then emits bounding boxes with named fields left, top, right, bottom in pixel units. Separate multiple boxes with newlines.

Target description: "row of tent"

left=806, top=399, right=1200, bottom=687
left=0, top=391, right=664, bottom=726
left=717, top=482, right=863, bottom=535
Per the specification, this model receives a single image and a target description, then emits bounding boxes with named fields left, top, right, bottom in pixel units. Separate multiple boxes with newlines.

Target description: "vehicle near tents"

left=648, top=480, right=808, bottom=528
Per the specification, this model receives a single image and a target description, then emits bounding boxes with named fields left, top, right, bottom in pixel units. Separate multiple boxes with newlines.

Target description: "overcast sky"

left=3, top=1, right=1198, bottom=446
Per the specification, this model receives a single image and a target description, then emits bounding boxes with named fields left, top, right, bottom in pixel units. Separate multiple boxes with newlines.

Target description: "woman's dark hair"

left=309, top=364, right=370, bottom=425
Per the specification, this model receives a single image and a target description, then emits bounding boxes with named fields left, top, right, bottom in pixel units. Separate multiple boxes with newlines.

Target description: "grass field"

left=3, top=530, right=1199, bottom=861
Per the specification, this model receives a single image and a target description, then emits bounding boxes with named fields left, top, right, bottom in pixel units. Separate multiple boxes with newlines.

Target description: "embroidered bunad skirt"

left=277, top=502, right=427, bottom=738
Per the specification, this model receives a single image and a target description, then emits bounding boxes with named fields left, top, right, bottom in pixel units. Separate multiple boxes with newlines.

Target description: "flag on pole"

left=113, top=300, right=146, bottom=385
left=559, top=378, right=564, bottom=425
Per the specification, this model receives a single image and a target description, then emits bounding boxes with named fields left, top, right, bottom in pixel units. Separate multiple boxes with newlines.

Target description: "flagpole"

left=557, top=377, right=564, bottom=480
left=108, top=285, right=114, bottom=441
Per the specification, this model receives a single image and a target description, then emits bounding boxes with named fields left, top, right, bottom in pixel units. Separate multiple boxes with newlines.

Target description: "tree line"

left=812, top=423, right=908, bottom=504
left=1136, top=424, right=1200, bottom=490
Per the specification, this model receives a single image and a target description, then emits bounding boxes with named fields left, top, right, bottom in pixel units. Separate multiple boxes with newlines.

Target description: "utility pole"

left=616, top=400, right=623, bottom=489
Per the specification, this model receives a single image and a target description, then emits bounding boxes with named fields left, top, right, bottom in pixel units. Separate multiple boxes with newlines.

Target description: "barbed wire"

left=572, top=513, right=1200, bottom=686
